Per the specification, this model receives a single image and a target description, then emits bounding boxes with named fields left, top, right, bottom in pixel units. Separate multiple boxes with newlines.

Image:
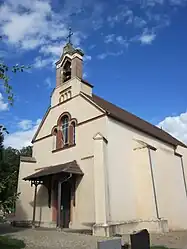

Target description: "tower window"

left=59, top=89, right=72, bottom=103
left=62, top=60, right=71, bottom=83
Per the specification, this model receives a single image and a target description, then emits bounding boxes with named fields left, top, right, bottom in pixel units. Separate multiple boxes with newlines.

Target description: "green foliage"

left=0, top=36, right=30, bottom=106
left=0, top=62, right=30, bottom=105
left=0, top=37, right=31, bottom=213
left=0, top=131, right=32, bottom=213
left=0, top=38, right=30, bottom=216
left=19, top=146, right=32, bottom=157
left=0, top=236, right=25, bottom=249
left=151, top=247, right=174, bottom=249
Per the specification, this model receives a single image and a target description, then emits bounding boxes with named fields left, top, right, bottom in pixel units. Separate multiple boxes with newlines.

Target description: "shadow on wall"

left=29, top=185, right=48, bottom=225
left=15, top=200, right=29, bottom=221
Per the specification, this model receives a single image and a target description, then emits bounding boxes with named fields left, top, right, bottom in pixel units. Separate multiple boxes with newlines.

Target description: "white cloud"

left=40, top=43, right=65, bottom=56
left=83, top=72, right=88, bottom=78
left=131, top=29, right=156, bottom=45
left=139, top=32, right=156, bottom=44
left=116, top=36, right=129, bottom=48
left=0, top=0, right=52, bottom=47
left=97, top=53, right=108, bottom=60
left=97, top=50, right=123, bottom=60
left=4, top=118, right=41, bottom=149
left=0, top=93, right=8, bottom=111
left=18, top=119, right=33, bottom=130
left=45, top=77, right=52, bottom=88
left=133, top=16, right=147, bottom=28
left=157, top=112, right=187, bottom=144
left=104, top=34, right=129, bottom=48
left=88, top=44, right=96, bottom=50
left=107, top=7, right=133, bottom=27
left=169, top=0, right=187, bottom=5
left=104, top=34, right=115, bottom=44
left=84, top=55, right=92, bottom=61
left=0, top=0, right=86, bottom=59
left=33, top=56, right=56, bottom=69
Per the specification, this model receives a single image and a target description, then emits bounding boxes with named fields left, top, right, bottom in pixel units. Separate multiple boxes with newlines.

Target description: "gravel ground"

left=0, top=224, right=117, bottom=249
left=1, top=224, right=187, bottom=249
left=121, top=231, right=187, bottom=249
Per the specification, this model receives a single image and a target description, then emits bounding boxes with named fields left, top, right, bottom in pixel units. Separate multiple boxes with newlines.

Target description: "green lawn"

left=151, top=247, right=176, bottom=249
left=0, top=236, right=25, bottom=249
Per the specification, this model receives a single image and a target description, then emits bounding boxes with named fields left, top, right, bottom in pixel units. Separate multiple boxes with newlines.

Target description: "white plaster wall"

left=80, top=82, right=92, bottom=96
left=16, top=161, right=50, bottom=223
left=71, top=157, right=95, bottom=228
left=32, top=117, right=107, bottom=227
left=107, top=119, right=137, bottom=222
left=151, top=148, right=187, bottom=230
left=107, top=117, right=187, bottom=231
left=132, top=147, right=157, bottom=220
left=36, top=94, right=103, bottom=140
left=51, top=78, right=92, bottom=107
left=18, top=93, right=107, bottom=227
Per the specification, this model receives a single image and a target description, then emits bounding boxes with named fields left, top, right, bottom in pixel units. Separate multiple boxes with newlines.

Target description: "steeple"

left=51, top=28, right=93, bottom=107
left=55, top=28, right=84, bottom=87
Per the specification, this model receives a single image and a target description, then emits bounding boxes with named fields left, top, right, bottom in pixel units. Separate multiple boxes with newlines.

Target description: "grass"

left=0, top=236, right=25, bottom=249
left=151, top=246, right=176, bottom=249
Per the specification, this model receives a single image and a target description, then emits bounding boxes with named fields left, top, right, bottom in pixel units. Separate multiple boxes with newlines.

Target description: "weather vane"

left=67, top=27, right=73, bottom=44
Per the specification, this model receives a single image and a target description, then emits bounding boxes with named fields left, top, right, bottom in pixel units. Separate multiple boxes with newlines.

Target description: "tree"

left=0, top=38, right=30, bottom=213
left=0, top=36, right=29, bottom=105
left=19, top=146, right=32, bottom=157
left=0, top=144, right=33, bottom=214
left=0, top=129, right=17, bottom=213
left=0, top=62, right=29, bottom=105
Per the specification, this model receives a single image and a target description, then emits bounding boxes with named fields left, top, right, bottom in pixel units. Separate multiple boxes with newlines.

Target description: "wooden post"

left=57, top=181, right=62, bottom=228
left=32, top=181, right=38, bottom=228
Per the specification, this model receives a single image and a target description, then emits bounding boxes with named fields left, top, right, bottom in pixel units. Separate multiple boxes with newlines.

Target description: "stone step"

left=61, top=228, right=92, bottom=235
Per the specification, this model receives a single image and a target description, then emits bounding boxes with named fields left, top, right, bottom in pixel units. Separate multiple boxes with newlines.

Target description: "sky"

left=0, top=0, right=187, bottom=149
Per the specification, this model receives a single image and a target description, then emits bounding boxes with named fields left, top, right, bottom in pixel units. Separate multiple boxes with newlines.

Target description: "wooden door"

left=60, top=181, right=71, bottom=228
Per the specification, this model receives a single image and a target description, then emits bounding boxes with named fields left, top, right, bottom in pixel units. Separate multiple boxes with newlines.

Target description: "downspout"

left=180, top=156, right=187, bottom=199
left=148, top=147, right=160, bottom=219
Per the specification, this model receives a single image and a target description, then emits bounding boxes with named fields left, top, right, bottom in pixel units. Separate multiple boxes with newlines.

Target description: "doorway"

left=60, top=181, right=71, bottom=228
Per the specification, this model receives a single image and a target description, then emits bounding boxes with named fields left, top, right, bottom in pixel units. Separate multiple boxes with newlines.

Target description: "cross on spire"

left=67, top=27, right=73, bottom=44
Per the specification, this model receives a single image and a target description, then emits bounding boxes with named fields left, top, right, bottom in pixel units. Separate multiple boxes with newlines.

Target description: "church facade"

left=15, top=41, right=187, bottom=236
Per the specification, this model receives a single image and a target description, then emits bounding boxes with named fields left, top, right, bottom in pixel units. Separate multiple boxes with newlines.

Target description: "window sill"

left=52, top=144, right=76, bottom=153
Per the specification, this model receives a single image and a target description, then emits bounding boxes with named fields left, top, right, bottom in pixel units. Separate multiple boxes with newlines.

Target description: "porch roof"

left=23, top=160, right=83, bottom=181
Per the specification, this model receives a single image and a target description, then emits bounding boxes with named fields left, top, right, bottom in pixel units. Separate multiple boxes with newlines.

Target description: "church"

left=15, top=36, right=187, bottom=236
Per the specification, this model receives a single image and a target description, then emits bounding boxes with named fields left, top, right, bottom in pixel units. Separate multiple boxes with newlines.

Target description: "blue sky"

left=0, top=0, right=187, bottom=148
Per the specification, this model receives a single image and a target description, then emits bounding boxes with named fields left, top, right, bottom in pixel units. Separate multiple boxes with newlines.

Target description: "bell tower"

left=51, top=28, right=93, bottom=107
left=55, top=28, right=84, bottom=87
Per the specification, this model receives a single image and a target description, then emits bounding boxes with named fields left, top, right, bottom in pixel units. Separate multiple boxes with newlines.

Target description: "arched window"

left=62, top=115, right=69, bottom=145
left=54, top=113, right=76, bottom=151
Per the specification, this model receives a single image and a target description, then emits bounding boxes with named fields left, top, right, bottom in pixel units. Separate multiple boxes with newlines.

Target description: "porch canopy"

left=23, top=160, right=83, bottom=228
left=23, top=160, right=83, bottom=181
